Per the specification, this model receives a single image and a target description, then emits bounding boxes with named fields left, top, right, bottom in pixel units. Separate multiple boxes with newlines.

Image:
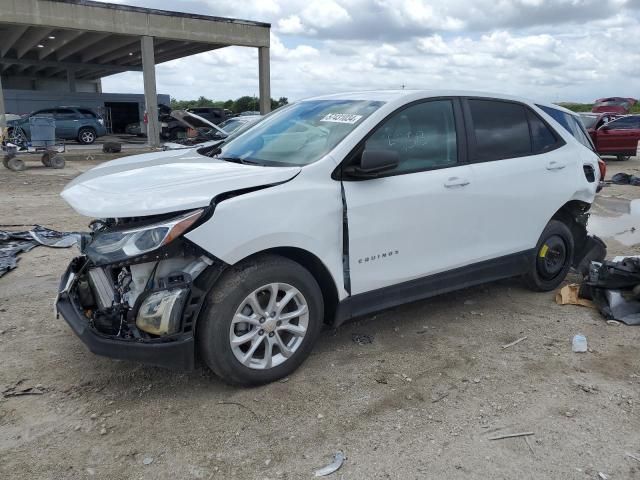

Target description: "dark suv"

left=8, top=107, right=107, bottom=145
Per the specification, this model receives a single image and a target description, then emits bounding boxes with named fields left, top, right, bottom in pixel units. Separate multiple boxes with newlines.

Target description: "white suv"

left=57, top=90, right=603, bottom=385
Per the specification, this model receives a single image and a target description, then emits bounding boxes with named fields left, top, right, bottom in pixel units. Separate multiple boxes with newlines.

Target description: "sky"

left=98, top=0, right=640, bottom=103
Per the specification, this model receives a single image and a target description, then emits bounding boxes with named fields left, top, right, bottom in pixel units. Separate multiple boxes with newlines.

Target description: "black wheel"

left=41, top=152, right=51, bottom=167
left=10, top=128, right=26, bottom=145
left=197, top=254, right=324, bottom=386
left=616, top=155, right=631, bottom=161
left=523, top=220, right=574, bottom=291
left=77, top=128, right=96, bottom=144
left=6, top=157, right=26, bottom=172
left=49, top=155, right=65, bottom=169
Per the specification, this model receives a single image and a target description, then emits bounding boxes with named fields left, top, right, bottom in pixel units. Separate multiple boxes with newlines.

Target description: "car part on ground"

left=0, top=226, right=80, bottom=277
left=56, top=90, right=602, bottom=385
left=581, top=256, right=640, bottom=325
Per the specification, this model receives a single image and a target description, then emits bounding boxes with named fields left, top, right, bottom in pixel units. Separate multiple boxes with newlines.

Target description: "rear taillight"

left=598, top=158, right=606, bottom=181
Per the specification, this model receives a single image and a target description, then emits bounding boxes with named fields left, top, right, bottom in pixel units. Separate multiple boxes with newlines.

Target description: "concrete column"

left=141, top=35, right=160, bottom=148
left=0, top=75, right=5, bottom=130
left=258, top=47, right=271, bottom=115
left=67, top=69, right=76, bottom=93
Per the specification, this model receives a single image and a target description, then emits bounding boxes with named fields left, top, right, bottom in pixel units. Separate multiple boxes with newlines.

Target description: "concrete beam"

left=16, top=27, right=54, bottom=59
left=0, top=25, right=28, bottom=56
left=82, top=36, right=139, bottom=63
left=0, top=57, right=141, bottom=73
left=1, top=0, right=270, bottom=48
left=141, top=36, right=160, bottom=148
left=258, top=47, right=271, bottom=115
left=38, top=29, right=84, bottom=60
left=55, top=32, right=110, bottom=60
left=0, top=75, right=5, bottom=129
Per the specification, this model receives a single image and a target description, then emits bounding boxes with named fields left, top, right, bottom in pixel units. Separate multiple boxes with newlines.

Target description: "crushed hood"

left=61, top=148, right=300, bottom=218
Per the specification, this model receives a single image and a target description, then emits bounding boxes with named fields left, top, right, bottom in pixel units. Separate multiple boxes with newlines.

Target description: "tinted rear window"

left=538, top=105, right=594, bottom=150
left=78, top=108, right=97, bottom=118
left=468, top=99, right=531, bottom=161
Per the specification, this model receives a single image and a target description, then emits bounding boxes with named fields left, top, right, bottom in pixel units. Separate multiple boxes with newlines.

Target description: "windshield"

left=218, top=100, right=384, bottom=166
left=219, top=118, right=247, bottom=134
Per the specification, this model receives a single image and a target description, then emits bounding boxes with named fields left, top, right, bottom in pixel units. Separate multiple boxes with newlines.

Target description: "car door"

left=54, top=109, right=78, bottom=138
left=464, top=99, right=574, bottom=260
left=341, top=98, right=479, bottom=295
left=596, top=116, right=640, bottom=154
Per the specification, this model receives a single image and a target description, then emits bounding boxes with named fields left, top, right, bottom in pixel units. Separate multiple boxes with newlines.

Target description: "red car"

left=591, top=97, right=637, bottom=114
left=580, top=113, right=640, bottom=161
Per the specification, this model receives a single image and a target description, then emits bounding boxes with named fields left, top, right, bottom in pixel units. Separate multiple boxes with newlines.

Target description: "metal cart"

left=2, top=116, right=66, bottom=171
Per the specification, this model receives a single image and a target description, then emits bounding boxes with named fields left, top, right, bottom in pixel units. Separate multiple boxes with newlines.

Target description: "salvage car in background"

left=591, top=97, right=637, bottom=115
left=579, top=113, right=640, bottom=161
left=57, top=91, right=603, bottom=386
left=8, top=107, right=106, bottom=144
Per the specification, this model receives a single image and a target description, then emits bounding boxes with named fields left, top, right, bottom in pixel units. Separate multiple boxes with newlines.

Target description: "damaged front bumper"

left=55, top=244, right=222, bottom=371
left=56, top=278, right=195, bottom=371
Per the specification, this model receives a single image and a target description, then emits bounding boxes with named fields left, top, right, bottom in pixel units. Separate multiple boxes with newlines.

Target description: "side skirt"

left=334, top=249, right=534, bottom=327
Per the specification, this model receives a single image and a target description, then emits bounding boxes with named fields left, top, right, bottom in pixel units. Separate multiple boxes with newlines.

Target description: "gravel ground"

left=1, top=155, right=639, bottom=480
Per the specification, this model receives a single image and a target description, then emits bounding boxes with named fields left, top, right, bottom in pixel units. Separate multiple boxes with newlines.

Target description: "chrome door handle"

left=546, top=161, right=566, bottom=171
left=444, top=177, right=470, bottom=188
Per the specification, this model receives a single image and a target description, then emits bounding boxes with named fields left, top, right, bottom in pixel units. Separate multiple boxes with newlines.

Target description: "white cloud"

left=96, top=0, right=640, bottom=103
left=300, top=0, right=351, bottom=29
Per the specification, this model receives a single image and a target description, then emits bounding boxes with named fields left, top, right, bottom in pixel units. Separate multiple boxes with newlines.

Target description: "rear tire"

left=49, top=155, right=65, bottom=169
left=616, top=155, right=631, bottom=161
left=6, top=156, right=26, bottom=172
left=197, top=254, right=324, bottom=386
left=523, top=220, right=574, bottom=292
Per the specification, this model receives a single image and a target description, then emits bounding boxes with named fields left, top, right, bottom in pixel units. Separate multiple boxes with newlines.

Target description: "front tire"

left=77, top=128, right=96, bottom=144
left=523, top=220, right=574, bottom=292
left=197, top=254, right=324, bottom=386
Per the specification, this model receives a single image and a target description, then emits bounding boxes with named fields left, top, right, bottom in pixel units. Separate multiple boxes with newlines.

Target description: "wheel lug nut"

left=276, top=320, right=282, bottom=326
left=259, top=329, right=264, bottom=335
left=259, top=318, right=265, bottom=324
left=271, top=312, right=276, bottom=317
left=268, top=332, right=274, bottom=337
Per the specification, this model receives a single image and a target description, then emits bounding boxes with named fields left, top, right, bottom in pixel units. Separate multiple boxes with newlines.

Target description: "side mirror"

left=344, top=149, right=399, bottom=178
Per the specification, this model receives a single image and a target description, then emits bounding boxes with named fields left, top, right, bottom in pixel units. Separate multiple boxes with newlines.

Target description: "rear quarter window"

left=537, top=105, right=594, bottom=151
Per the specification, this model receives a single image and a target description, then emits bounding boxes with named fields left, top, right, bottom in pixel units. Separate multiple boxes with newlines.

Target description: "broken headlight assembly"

left=85, top=209, right=203, bottom=264
left=136, top=288, right=188, bottom=336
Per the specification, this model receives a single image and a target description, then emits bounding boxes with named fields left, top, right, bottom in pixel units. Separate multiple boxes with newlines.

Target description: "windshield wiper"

left=217, top=156, right=261, bottom=165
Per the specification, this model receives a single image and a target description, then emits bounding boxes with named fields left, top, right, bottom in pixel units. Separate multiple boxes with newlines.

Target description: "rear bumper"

left=56, top=267, right=195, bottom=371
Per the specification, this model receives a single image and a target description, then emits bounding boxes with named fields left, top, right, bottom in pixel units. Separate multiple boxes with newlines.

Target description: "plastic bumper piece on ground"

left=56, top=292, right=195, bottom=371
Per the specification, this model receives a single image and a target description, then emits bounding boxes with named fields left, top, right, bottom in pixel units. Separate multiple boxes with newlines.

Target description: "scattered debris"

left=555, top=284, right=595, bottom=308
left=2, top=380, right=46, bottom=397
left=317, top=413, right=324, bottom=419
left=572, top=334, right=588, bottom=353
left=626, top=452, right=640, bottom=463
left=502, top=336, right=528, bottom=349
left=351, top=333, right=373, bottom=345
left=581, top=257, right=640, bottom=325
left=606, top=320, right=622, bottom=326
left=431, top=392, right=449, bottom=403
left=314, top=451, right=345, bottom=477
left=217, top=400, right=260, bottom=420
left=143, top=456, right=154, bottom=465
left=488, top=432, right=534, bottom=441
left=598, top=472, right=608, bottom=480
left=374, top=376, right=388, bottom=385
left=524, top=435, right=535, bottom=456
left=0, top=225, right=81, bottom=277
left=99, top=427, right=107, bottom=435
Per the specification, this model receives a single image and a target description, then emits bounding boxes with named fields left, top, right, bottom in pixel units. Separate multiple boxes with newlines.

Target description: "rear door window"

left=468, top=99, right=531, bottom=161
left=527, top=110, right=559, bottom=154
left=78, top=108, right=97, bottom=118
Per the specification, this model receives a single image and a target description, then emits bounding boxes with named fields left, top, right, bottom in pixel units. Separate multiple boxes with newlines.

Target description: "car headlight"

left=84, top=209, right=203, bottom=264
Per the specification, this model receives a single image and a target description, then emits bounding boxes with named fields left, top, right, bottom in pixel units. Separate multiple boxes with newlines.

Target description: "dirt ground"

left=1, top=155, right=640, bottom=480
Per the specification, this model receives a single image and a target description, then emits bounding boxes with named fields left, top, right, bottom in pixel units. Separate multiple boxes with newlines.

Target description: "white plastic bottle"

left=572, top=334, right=588, bottom=353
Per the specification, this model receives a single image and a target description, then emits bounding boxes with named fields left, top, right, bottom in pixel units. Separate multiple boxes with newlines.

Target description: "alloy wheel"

left=229, top=282, right=309, bottom=370
left=80, top=130, right=95, bottom=143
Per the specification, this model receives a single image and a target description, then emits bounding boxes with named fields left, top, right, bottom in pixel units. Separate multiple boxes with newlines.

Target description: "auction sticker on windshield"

left=321, top=113, right=363, bottom=124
